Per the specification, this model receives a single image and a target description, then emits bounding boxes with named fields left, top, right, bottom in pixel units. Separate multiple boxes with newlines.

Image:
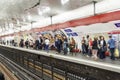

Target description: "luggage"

left=72, top=48, right=80, bottom=53
left=114, top=48, right=119, bottom=57
left=105, top=51, right=110, bottom=56
left=50, top=45, right=56, bottom=50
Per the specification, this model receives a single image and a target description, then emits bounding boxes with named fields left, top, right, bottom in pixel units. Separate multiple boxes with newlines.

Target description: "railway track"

left=0, top=50, right=79, bottom=80
left=0, top=46, right=90, bottom=80
left=0, top=54, right=42, bottom=80
left=0, top=53, right=67, bottom=80
left=0, top=62, right=18, bottom=80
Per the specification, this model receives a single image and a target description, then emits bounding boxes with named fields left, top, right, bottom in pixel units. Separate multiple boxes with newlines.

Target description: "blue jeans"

left=57, top=45, right=61, bottom=53
left=45, top=45, right=49, bottom=53
left=110, top=48, right=115, bottom=60
left=88, top=49, right=92, bottom=56
left=82, top=44, right=86, bottom=54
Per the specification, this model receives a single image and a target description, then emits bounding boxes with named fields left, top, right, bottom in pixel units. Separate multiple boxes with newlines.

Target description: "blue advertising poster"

left=71, top=32, right=78, bottom=36
left=64, top=29, right=72, bottom=32
left=115, top=23, right=120, bottom=27
left=67, top=32, right=78, bottom=36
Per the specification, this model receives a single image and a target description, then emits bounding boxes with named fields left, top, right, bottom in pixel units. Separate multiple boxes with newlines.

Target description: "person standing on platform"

left=7, top=40, right=9, bottom=45
left=38, top=36, right=43, bottom=50
left=45, top=38, right=50, bottom=53
left=86, top=35, right=90, bottom=56
left=63, top=36, right=68, bottom=55
left=88, top=38, right=93, bottom=57
left=19, top=39, right=24, bottom=48
left=57, top=38, right=63, bottom=53
left=55, top=36, right=58, bottom=50
left=12, top=40, right=15, bottom=46
left=108, top=35, right=116, bottom=60
left=70, top=37, right=76, bottom=54
left=25, top=39, right=29, bottom=48
left=92, top=37, right=99, bottom=60
left=81, top=37, right=86, bottom=55
left=35, top=38, right=39, bottom=50
left=29, top=39, right=34, bottom=48
left=98, top=36, right=107, bottom=59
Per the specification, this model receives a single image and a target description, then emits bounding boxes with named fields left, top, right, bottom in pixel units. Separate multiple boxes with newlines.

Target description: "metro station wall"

left=31, top=0, right=120, bottom=29
left=61, top=21, right=120, bottom=49
left=1, top=20, right=120, bottom=50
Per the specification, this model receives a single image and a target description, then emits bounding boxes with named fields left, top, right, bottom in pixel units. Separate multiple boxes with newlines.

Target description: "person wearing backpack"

left=107, top=35, right=116, bottom=60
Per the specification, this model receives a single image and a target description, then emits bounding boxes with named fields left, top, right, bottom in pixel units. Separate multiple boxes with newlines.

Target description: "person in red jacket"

left=88, top=38, right=93, bottom=57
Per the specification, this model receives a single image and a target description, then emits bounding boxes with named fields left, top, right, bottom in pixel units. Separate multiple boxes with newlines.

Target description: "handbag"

left=105, top=51, right=110, bottom=56
left=101, top=46, right=107, bottom=52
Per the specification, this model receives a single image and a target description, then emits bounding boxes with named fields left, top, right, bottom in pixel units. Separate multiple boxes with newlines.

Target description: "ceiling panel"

left=0, top=0, right=102, bottom=30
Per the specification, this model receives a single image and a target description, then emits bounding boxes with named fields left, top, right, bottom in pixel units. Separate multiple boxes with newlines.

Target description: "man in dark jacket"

left=35, top=39, right=39, bottom=50
left=57, top=38, right=63, bottom=53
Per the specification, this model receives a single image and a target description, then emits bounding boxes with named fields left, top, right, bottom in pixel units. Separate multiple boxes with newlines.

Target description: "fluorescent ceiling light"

left=61, top=0, right=69, bottom=5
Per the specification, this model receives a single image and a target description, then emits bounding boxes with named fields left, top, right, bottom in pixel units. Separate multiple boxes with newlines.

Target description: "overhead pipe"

left=93, top=0, right=97, bottom=16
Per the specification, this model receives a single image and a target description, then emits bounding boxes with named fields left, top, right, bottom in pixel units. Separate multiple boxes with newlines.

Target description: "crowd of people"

left=1, top=34, right=119, bottom=61
left=12, top=34, right=77, bottom=55
left=81, top=35, right=117, bottom=60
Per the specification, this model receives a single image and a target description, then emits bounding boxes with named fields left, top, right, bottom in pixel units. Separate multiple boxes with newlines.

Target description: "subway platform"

left=0, top=44, right=120, bottom=80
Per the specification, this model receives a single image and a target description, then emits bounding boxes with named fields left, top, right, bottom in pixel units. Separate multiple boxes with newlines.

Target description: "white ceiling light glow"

left=38, top=6, right=51, bottom=15
left=5, top=26, right=9, bottom=31
left=27, top=13, right=32, bottom=21
left=0, top=28, right=2, bottom=32
left=22, top=16, right=26, bottom=22
left=8, top=29, right=14, bottom=34
left=42, top=6, right=51, bottom=13
left=38, top=8, right=43, bottom=16
left=17, top=20, right=20, bottom=25
left=9, top=23, right=14, bottom=28
left=61, top=0, right=69, bottom=5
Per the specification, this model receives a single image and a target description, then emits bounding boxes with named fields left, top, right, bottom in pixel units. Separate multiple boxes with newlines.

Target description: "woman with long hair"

left=98, top=36, right=107, bottom=59
left=92, top=37, right=99, bottom=60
